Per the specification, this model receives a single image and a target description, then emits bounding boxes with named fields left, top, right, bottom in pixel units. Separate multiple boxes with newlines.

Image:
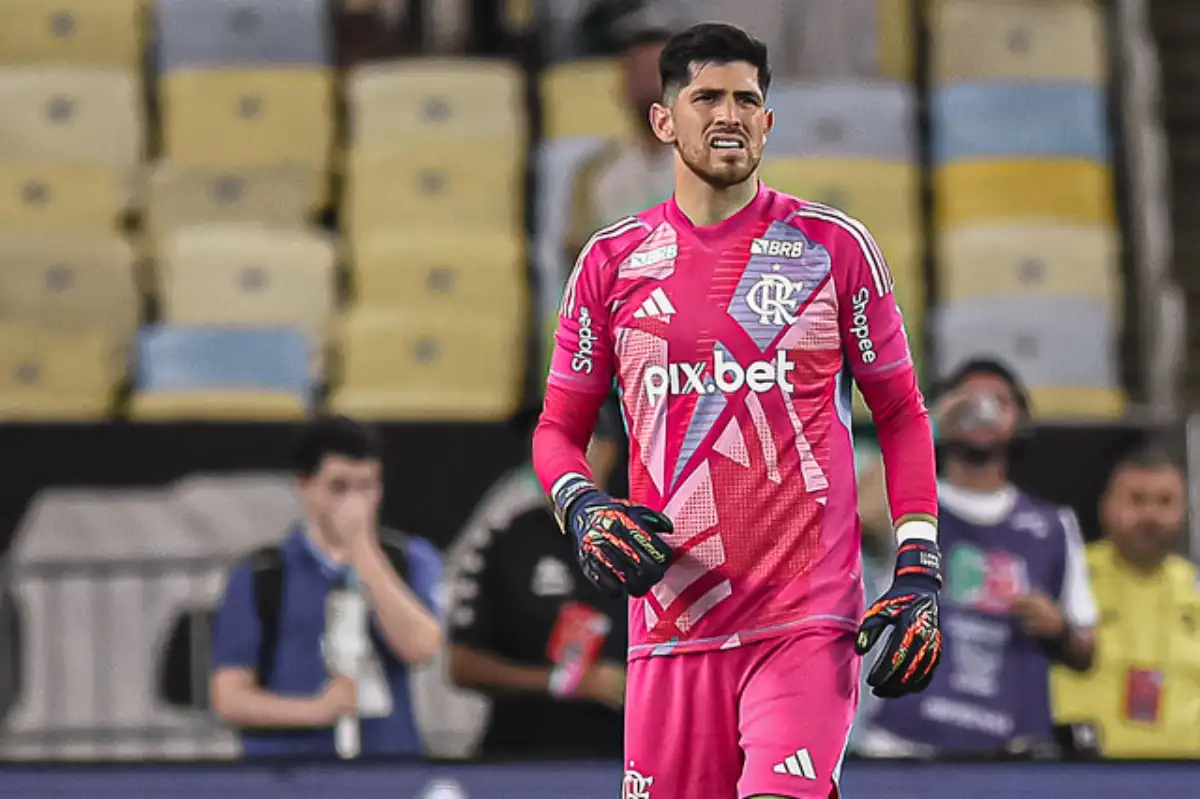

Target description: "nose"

left=713, top=95, right=739, bottom=124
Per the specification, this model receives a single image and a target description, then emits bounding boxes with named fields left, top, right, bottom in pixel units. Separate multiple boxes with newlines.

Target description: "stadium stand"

left=0, top=323, right=119, bottom=420
left=929, top=0, right=1125, bottom=420
left=0, top=0, right=146, bottom=70
left=130, top=325, right=312, bottom=421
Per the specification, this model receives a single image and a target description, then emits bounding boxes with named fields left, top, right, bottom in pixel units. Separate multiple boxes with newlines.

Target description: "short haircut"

left=291, top=415, right=383, bottom=476
left=659, top=22, right=771, bottom=99
left=1108, top=441, right=1183, bottom=480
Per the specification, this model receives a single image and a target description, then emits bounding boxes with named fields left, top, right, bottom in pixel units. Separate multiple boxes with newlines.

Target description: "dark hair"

left=291, top=415, right=383, bottom=476
left=1109, top=441, right=1182, bottom=478
left=936, top=357, right=1031, bottom=417
left=658, top=22, right=771, bottom=99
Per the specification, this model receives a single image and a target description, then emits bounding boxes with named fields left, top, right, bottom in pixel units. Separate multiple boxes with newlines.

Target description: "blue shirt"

left=211, top=527, right=443, bottom=758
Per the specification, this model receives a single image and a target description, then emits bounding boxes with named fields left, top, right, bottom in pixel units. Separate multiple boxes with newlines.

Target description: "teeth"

left=712, top=139, right=743, bottom=149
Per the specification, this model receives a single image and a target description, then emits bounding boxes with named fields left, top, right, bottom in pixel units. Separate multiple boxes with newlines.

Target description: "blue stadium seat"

left=156, top=0, right=330, bottom=72
left=933, top=82, right=1108, bottom=163
left=135, top=325, right=312, bottom=395
left=768, top=82, right=917, bottom=161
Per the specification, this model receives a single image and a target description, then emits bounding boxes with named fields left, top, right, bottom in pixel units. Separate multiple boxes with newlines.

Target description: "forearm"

left=1045, top=626, right=1095, bottom=673
left=212, top=680, right=324, bottom=728
left=448, top=644, right=553, bottom=697
left=858, top=369, right=939, bottom=541
left=355, top=542, right=442, bottom=665
left=532, top=382, right=606, bottom=495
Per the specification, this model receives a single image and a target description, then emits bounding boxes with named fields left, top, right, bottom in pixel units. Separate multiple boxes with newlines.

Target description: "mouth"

left=708, top=134, right=746, bottom=151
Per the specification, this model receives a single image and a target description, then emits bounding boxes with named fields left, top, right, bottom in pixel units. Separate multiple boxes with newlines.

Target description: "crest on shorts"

left=622, top=763, right=654, bottom=799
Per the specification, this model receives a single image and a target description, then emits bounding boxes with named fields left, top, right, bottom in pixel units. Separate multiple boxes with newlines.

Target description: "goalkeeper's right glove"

left=551, top=474, right=674, bottom=598
left=855, top=538, right=944, bottom=698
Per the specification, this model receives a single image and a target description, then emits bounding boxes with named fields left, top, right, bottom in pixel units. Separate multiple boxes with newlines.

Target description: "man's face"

left=1102, top=465, right=1185, bottom=567
left=298, top=455, right=382, bottom=542
left=944, top=373, right=1022, bottom=450
left=650, top=60, right=773, bottom=189
left=623, top=40, right=666, bottom=130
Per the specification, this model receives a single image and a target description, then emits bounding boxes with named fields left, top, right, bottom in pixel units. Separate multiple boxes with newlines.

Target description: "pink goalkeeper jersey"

left=541, top=183, right=927, bottom=660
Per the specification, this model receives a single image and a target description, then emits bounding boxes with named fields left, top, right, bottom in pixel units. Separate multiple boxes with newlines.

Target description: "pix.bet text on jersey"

left=542, top=183, right=926, bottom=660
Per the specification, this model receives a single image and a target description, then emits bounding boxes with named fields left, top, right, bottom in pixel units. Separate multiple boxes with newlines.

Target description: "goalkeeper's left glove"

left=855, top=537, right=944, bottom=699
left=551, top=474, right=674, bottom=598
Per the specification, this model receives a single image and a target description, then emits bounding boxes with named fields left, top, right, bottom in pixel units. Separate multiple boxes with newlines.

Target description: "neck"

left=673, top=160, right=758, bottom=227
left=943, top=459, right=1008, bottom=494
left=1114, top=546, right=1166, bottom=577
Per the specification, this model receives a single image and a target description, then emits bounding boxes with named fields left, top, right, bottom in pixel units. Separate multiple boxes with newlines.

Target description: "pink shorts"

left=623, top=628, right=859, bottom=799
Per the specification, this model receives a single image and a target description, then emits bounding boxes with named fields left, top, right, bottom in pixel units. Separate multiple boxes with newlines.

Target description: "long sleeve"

left=532, top=216, right=646, bottom=497
left=826, top=209, right=938, bottom=529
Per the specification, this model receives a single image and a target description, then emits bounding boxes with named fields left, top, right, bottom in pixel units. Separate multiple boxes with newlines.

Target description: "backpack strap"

left=248, top=545, right=285, bottom=687
left=376, top=528, right=410, bottom=582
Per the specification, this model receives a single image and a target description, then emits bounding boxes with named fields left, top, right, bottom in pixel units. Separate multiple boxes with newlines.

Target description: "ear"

left=763, top=107, right=775, bottom=139
left=649, top=102, right=675, bottom=145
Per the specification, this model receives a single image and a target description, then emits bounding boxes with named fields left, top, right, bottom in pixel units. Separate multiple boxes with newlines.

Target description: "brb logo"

left=643, top=349, right=794, bottom=407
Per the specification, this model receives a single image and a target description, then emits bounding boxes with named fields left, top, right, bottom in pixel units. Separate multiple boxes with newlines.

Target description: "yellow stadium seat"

left=935, top=159, right=1113, bottom=229
left=0, top=163, right=130, bottom=232
left=0, top=232, right=138, bottom=341
left=345, top=141, right=523, bottom=240
left=0, top=323, right=119, bottom=420
left=932, top=0, right=1107, bottom=84
left=1028, top=385, right=1126, bottom=420
left=129, top=391, right=308, bottom=422
left=158, top=225, right=336, bottom=339
left=161, top=69, right=334, bottom=169
left=939, top=223, right=1120, bottom=314
left=331, top=310, right=524, bottom=421
left=348, top=58, right=525, bottom=152
left=877, top=0, right=915, bottom=81
left=541, top=60, right=633, bottom=140
left=0, top=0, right=143, bottom=70
left=353, top=232, right=527, bottom=318
left=760, top=158, right=921, bottom=237
left=0, top=68, right=144, bottom=166
left=144, top=163, right=324, bottom=238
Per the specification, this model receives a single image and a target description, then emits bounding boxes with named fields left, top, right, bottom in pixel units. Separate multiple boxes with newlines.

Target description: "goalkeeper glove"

left=855, top=537, right=944, bottom=699
left=551, top=474, right=674, bottom=598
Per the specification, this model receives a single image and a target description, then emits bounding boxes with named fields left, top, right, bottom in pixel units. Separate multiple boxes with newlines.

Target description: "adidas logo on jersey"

left=773, top=748, right=817, bottom=779
left=633, top=288, right=676, bottom=319
left=751, top=237, right=805, bottom=258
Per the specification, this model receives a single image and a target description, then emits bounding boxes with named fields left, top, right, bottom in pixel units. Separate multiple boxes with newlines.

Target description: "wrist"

left=549, top=473, right=600, bottom=533
left=894, top=538, right=943, bottom=590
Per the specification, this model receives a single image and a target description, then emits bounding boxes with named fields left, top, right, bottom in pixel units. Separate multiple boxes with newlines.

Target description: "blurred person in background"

left=1053, top=445, right=1200, bottom=759
left=856, top=358, right=1097, bottom=757
left=446, top=393, right=628, bottom=759
left=210, top=415, right=443, bottom=758
left=565, top=23, right=676, bottom=260
left=334, top=0, right=416, bottom=68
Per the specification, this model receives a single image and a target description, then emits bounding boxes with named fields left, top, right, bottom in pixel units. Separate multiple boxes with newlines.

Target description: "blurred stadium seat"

left=130, top=325, right=312, bottom=420
left=157, top=225, right=335, bottom=341
left=0, top=232, right=139, bottom=341
left=331, top=311, right=523, bottom=421
left=935, top=159, right=1113, bottom=229
left=347, top=58, right=525, bottom=151
left=353, top=232, right=526, bottom=318
left=932, top=82, right=1108, bottom=163
left=0, top=163, right=130, bottom=232
left=0, top=68, right=144, bottom=166
left=0, top=323, right=119, bottom=420
left=540, top=59, right=630, bottom=140
left=931, top=0, right=1107, bottom=84
left=160, top=69, right=334, bottom=169
left=144, top=163, right=322, bottom=237
left=344, top=141, right=524, bottom=241
left=767, top=81, right=917, bottom=160
left=759, top=158, right=921, bottom=238
left=0, top=0, right=144, bottom=70
left=156, top=0, right=330, bottom=71
left=935, top=294, right=1123, bottom=419
left=938, top=223, right=1121, bottom=313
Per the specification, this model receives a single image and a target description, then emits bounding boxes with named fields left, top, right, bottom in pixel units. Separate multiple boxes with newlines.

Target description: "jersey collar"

left=938, top=481, right=1018, bottom=526
left=666, top=179, right=771, bottom=247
